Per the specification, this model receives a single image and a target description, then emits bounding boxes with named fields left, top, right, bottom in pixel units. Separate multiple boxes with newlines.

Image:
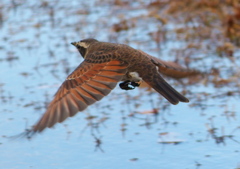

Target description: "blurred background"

left=1, top=0, right=240, bottom=169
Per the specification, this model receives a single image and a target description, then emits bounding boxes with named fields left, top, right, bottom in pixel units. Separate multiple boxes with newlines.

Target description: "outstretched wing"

left=26, top=60, right=127, bottom=136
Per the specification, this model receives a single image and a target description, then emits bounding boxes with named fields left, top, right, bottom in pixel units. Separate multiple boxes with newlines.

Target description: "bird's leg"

left=130, top=82, right=140, bottom=87
left=119, top=81, right=132, bottom=90
left=119, top=80, right=140, bottom=90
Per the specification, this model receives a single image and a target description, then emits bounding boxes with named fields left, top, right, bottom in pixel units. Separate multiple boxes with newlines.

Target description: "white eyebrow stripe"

left=79, top=42, right=90, bottom=48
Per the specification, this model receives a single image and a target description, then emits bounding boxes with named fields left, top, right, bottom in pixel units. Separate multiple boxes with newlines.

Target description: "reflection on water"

left=0, top=0, right=240, bottom=169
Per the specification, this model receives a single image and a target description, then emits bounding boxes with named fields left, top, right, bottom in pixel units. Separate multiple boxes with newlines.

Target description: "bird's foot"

left=119, top=81, right=140, bottom=90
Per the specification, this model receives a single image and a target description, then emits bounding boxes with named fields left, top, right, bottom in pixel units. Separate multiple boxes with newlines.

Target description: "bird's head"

left=71, top=38, right=98, bottom=58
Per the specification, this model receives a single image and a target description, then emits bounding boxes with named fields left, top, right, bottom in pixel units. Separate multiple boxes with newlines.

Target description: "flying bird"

left=24, top=38, right=195, bottom=138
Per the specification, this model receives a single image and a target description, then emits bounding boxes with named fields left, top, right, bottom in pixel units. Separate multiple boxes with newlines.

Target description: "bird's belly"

left=122, top=72, right=142, bottom=82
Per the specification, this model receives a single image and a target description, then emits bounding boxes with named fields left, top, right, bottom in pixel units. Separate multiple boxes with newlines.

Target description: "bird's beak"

left=71, top=42, right=77, bottom=46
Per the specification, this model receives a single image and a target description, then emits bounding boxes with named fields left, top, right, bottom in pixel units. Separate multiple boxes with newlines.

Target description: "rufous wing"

left=28, top=60, right=127, bottom=135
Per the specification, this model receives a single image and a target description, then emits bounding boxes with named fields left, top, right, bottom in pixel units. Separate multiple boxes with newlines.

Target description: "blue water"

left=0, top=1, right=240, bottom=169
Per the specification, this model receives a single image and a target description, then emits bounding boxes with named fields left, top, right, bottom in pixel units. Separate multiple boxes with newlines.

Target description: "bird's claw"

left=119, top=81, right=140, bottom=90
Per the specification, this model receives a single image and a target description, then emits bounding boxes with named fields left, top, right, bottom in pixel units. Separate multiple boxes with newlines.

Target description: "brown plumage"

left=138, top=50, right=200, bottom=79
left=24, top=38, right=192, bottom=137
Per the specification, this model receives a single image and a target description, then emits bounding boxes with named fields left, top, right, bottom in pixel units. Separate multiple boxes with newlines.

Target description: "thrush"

left=24, top=38, right=193, bottom=137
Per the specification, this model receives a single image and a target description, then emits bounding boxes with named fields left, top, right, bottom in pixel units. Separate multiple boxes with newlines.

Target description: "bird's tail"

left=144, top=75, right=189, bottom=105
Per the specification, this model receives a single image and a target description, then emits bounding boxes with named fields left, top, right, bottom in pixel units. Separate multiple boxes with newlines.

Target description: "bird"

left=24, top=38, right=193, bottom=138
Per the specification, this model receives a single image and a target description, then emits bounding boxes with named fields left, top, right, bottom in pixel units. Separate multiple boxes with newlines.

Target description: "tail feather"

left=145, top=75, right=189, bottom=105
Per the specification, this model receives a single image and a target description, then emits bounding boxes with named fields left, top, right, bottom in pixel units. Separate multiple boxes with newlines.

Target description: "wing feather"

left=28, top=60, right=127, bottom=135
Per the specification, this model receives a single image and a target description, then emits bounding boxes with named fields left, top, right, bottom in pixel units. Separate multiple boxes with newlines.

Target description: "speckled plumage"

left=24, top=38, right=192, bottom=137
